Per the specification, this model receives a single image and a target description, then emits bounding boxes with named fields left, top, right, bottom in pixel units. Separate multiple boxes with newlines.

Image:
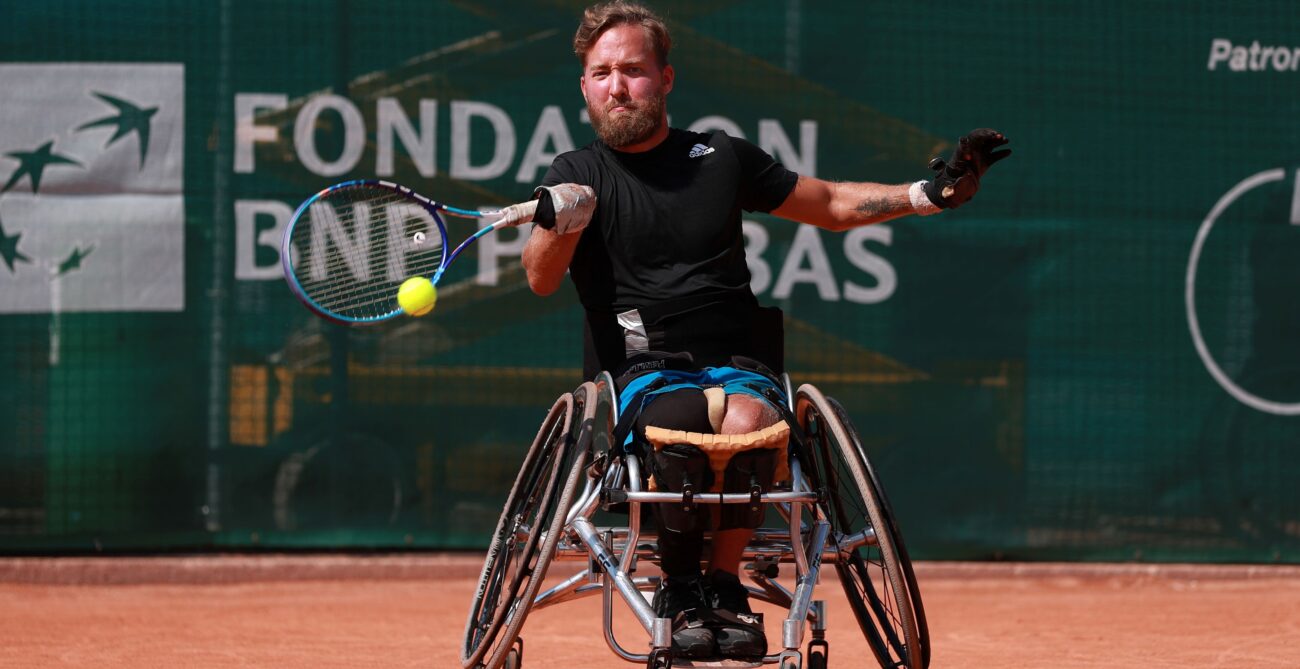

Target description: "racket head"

left=281, top=180, right=450, bottom=325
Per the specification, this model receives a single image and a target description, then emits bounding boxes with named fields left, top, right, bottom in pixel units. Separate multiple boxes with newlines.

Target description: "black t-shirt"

left=540, top=128, right=798, bottom=376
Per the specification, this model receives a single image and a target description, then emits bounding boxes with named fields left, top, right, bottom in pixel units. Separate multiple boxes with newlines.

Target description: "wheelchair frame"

left=462, top=372, right=929, bottom=669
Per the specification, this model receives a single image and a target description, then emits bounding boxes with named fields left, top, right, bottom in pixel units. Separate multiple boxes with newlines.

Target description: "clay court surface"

left=2, top=555, right=1298, bottom=668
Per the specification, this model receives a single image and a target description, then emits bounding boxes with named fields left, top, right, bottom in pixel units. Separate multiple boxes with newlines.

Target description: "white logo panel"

left=0, top=63, right=184, bottom=313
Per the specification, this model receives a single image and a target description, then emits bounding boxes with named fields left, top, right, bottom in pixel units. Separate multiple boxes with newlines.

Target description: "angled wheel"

left=461, top=393, right=587, bottom=669
left=796, top=385, right=929, bottom=669
left=825, top=395, right=930, bottom=669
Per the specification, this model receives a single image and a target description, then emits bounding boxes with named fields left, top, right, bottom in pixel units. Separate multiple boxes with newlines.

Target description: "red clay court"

left=3, top=555, right=1298, bottom=668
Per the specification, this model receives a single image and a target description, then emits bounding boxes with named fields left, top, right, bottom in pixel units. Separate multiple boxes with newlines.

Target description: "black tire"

left=795, top=385, right=928, bottom=669
left=461, top=393, right=585, bottom=669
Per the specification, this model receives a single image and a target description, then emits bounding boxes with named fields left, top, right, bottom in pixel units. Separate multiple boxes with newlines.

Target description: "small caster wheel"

left=806, top=638, right=829, bottom=669
left=647, top=647, right=673, bottom=668
left=503, top=637, right=523, bottom=669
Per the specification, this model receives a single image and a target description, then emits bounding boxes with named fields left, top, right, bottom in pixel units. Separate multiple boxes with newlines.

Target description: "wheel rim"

left=827, top=398, right=929, bottom=669
left=796, top=386, right=924, bottom=669
left=479, top=399, right=592, bottom=669
left=462, top=395, right=574, bottom=667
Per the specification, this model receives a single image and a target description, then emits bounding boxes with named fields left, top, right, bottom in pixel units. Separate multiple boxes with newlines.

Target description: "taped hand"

left=532, top=183, right=597, bottom=235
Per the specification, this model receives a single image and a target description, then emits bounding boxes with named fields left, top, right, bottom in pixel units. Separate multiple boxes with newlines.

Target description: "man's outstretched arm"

left=773, top=128, right=1011, bottom=231
left=518, top=183, right=597, bottom=296
left=772, top=178, right=915, bottom=231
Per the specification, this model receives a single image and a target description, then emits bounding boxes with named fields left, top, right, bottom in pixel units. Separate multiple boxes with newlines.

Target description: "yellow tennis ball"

left=397, top=277, right=437, bottom=316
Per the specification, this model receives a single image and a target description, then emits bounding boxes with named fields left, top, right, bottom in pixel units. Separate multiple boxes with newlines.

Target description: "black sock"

left=657, top=527, right=705, bottom=580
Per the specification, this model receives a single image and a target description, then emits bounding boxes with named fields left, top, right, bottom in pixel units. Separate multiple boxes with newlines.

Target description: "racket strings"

left=288, top=185, right=447, bottom=320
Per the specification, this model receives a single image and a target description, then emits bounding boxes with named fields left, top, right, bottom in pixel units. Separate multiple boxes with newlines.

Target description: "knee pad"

left=650, top=443, right=713, bottom=533
left=644, top=423, right=792, bottom=531
left=717, top=448, right=779, bottom=530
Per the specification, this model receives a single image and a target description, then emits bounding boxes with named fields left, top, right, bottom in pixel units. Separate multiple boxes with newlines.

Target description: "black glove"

left=923, top=128, right=1011, bottom=209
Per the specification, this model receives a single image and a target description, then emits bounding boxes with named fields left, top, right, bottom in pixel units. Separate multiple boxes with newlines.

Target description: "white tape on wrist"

left=492, top=200, right=538, bottom=228
left=909, top=180, right=942, bottom=216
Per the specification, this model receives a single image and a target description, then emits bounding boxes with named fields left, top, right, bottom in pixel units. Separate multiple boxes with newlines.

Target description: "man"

left=517, top=1, right=1010, bottom=660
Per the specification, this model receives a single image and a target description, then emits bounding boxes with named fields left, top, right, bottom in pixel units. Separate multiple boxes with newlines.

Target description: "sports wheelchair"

left=461, top=372, right=929, bottom=669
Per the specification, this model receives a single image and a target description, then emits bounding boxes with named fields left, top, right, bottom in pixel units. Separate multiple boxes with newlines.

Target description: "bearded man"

left=518, top=1, right=1010, bottom=660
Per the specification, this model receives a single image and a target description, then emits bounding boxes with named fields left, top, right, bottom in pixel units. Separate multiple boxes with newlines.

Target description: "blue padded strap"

left=617, top=369, right=699, bottom=417
left=705, top=367, right=786, bottom=405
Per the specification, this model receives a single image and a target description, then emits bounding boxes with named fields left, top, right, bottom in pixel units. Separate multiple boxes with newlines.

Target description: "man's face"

left=581, top=24, right=674, bottom=149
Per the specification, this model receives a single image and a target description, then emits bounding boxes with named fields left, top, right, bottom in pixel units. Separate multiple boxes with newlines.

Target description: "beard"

left=588, top=91, right=666, bottom=148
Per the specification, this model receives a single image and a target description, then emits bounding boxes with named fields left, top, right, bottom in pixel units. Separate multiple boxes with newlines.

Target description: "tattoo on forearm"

left=854, top=197, right=894, bottom=218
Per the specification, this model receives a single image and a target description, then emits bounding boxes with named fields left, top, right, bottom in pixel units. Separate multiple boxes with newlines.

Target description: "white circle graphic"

left=1185, top=167, right=1300, bottom=415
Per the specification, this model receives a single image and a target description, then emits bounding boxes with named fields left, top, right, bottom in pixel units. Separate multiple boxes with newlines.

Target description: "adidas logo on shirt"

left=688, top=143, right=715, bottom=158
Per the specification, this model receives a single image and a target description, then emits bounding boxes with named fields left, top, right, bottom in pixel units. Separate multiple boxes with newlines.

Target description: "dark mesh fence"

left=1, top=0, right=1298, bottom=561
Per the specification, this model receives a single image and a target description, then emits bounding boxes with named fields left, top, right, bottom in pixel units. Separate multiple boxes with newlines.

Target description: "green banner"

left=1, top=1, right=1298, bottom=562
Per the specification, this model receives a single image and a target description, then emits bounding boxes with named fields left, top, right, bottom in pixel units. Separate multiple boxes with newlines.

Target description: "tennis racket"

left=280, top=179, right=536, bottom=325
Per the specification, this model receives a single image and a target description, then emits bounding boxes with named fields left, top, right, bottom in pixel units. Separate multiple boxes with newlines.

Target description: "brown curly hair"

left=572, top=1, right=671, bottom=68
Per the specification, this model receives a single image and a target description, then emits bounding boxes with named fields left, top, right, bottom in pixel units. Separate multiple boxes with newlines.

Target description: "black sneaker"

left=651, top=575, right=716, bottom=659
left=707, top=570, right=767, bottom=659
